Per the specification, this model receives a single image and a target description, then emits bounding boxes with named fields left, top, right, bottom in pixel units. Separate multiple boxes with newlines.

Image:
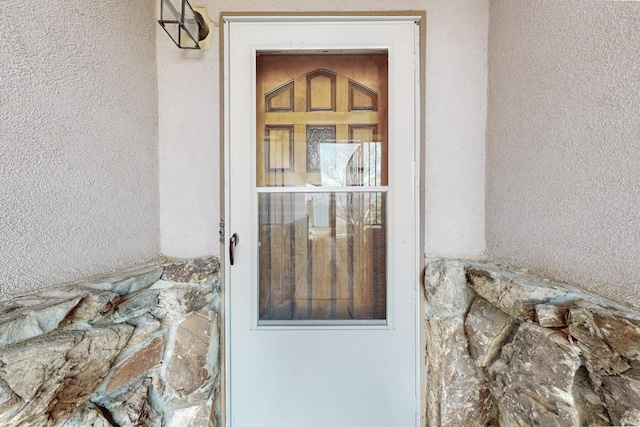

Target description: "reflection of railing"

left=345, top=142, right=382, bottom=226
left=345, top=142, right=381, bottom=187
left=347, top=192, right=382, bottom=226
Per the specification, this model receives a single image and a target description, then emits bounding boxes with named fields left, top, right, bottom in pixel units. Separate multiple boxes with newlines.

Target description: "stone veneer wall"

left=425, top=258, right=640, bottom=427
left=7, top=254, right=638, bottom=426
left=0, top=257, right=220, bottom=427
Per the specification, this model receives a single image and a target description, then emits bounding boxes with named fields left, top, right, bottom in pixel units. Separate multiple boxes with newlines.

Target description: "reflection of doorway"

left=256, top=52, right=388, bottom=322
left=225, top=16, right=421, bottom=427
left=257, top=53, right=388, bottom=189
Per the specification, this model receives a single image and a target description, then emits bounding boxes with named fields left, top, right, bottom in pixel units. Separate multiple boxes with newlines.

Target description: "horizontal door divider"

left=256, top=186, right=389, bottom=193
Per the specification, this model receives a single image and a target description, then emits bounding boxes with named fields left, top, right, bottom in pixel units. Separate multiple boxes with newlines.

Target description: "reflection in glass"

left=320, top=141, right=382, bottom=187
left=258, top=192, right=386, bottom=321
left=307, top=127, right=334, bottom=173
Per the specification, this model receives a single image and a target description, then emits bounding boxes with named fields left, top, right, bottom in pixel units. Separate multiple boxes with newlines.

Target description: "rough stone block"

left=166, top=404, right=213, bottom=427
left=0, top=302, right=23, bottom=317
left=95, top=376, right=162, bottom=427
left=0, top=297, right=81, bottom=346
left=535, top=303, right=567, bottom=328
left=65, top=291, right=120, bottom=323
left=424, top=260, right=640, bottom=427
left=149, top=279, right=174, bottom=290
left=125, top=316, right=161, bottom=347
left=162, top=257, right=220, bottom=284
left=111, top=290, right=159, bottom=324
left=153, top=285, right=214, bottom=321
left=466, top=264, right=583, bottom=321
left=6, top=286, right=85, bottom=307
left=465, top=297, right=518, bottom=367
left=0, top=377, right=22, bottom=423
left=106, top=335, right=164, bottom=393
left=568, top=307, right=630, bottom=380
left=166, top=311, right=216, bottom=398
left=572, top=366, right=611, bottom=426
left=425, top=316, right=495, bottom=427
left=590, top=306, right=640, bottom=360
left=0, top=325, right=133, bottom=426
left=83, top=264, right=164, bottom=295
left=599, top=361, right=640, bottom=426
left=488, top=323, right=581, bottom=427
left=62, top=402, right=112, bottom=427
left=424, top=258, right=476, bottom=316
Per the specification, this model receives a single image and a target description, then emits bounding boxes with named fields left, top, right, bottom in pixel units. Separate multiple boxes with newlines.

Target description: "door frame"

left=221, top=12, right=426, bottom=426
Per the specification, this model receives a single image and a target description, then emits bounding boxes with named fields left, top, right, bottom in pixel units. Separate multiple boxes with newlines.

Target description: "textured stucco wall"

left=0, top=0, right=160, bottom=299
left=158, top=0, right=488, bottom=259
left=423, top=0, right=488, bottom=258
left=486, top=1, right=640, bottom=307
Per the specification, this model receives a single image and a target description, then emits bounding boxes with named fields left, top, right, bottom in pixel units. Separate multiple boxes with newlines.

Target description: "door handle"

left=229, top=233, right=239, bottom=266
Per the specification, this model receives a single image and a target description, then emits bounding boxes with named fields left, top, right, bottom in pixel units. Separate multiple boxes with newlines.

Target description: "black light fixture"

left=158, top=0, right=210, bottom=49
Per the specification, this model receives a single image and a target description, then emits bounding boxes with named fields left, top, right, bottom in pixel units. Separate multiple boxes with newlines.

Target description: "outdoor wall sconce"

left=158, top=0, right=212, bottom=50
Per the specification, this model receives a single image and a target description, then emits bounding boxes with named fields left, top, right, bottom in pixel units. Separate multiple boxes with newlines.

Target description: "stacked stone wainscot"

left=5, top=255, right=637, bottom=426
left=425, top=258, right=640, bottom=427
left=0, top=257, right=220, bottom=427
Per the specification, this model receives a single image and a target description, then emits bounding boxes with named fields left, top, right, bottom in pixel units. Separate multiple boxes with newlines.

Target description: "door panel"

left=225, top=17, right=419, bottom=427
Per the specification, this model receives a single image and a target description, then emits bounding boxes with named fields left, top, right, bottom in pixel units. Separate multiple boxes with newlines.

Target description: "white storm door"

left=224, top=16, right=420, bottom=427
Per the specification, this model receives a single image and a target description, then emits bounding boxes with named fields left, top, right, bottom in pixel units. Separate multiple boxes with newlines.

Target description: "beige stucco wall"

left=486, top=1, right=640, bottom=307
left=0, top=0, right=160, bottom=299
left=158, top=0, right=489, bottom=260
left=0, top=0, right=487, bottom=298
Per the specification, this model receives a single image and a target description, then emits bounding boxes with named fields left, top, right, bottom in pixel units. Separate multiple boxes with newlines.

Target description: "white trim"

left=256, top=319, right=388, bottom=329
left=223, top=15, right=423, bottom=24
left=256, top=186, right=389, bottom=193
left=222, top=18, right=232, bottom=427
left=412, top=20, right=422, bottom=408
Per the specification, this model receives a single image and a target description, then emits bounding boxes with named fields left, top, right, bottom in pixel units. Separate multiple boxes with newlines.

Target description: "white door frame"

left=222, top=13, right=424, bottom=426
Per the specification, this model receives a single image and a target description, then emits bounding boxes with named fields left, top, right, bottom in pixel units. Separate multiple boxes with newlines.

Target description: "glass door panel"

left=258, top=192, right=386, bottom=322
left=256, top=52, right=388, bottom=189
left=256, top=52, right=388, bottom=325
